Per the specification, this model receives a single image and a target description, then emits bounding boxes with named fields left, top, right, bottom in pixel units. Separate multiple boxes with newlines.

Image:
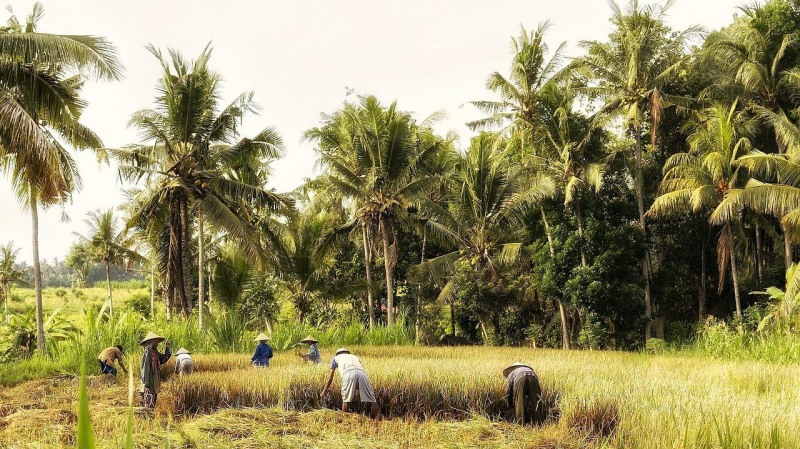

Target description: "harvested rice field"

left=0, top=346, right=797, bottom=448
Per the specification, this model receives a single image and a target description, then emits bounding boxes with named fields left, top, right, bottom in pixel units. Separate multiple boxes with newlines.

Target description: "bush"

left=126, top=292, right=152, bottom=318
left=54, top=288, right=67, bottom=298
left=645, top=338, right=668, bottom=354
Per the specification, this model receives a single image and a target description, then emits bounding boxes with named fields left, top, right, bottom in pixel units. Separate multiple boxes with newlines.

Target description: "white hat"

left=254, top=333, right=270, bottom=342
left=175, top=348, right=192, bottom=356
left=139, top=331, right=165, bottom=346
left=503, top=362, right=533, bottom=377
left=300, top=335, right=318, bottom=344
left=335, top=347, right=350, bottom=355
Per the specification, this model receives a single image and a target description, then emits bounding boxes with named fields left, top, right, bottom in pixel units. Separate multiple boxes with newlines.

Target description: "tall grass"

left=693, top=319, right=800, bottom=364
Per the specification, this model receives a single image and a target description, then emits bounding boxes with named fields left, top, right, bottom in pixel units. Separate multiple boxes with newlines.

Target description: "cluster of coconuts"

left=193, top=179, right=209, bottom=189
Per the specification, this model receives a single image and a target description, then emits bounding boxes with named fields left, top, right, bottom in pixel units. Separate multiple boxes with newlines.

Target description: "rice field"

left=0, top=346, right=797, bottom=448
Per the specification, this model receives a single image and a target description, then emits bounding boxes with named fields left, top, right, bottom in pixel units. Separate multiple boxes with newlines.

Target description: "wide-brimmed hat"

left=335, top=347, right=350, bottom=355
left=175, top=348, right=192, bottom=356
left=139, top=331, right=165, bottom=346
left=503, top=362, right=532, bottom=377
left=300, top=335, right=318, bottom=344
left=254, top=333, right=270, bottom=342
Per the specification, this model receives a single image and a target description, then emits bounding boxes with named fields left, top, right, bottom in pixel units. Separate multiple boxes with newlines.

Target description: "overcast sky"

left=0, top=0, right=744, bottom=263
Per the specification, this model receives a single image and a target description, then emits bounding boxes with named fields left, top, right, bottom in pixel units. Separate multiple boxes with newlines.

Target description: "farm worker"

left=503, top=362, right=544, bottom=425
left=251, top=333, right=273, bottom=367
left=300, top=335, right=321, bottom=364
left=320, top=348, right=382, bottom=421
left=97, top=345, right=127, bottom=376
left=139, top=331, right=171, bottom=409
left=174, top=347, right=194, bottom=376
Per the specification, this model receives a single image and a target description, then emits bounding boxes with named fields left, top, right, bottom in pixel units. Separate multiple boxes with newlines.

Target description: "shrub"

left=54, top=288, right=67, bottom=298
left=645, top=338, right=668, bottom=354
left=126, top=292, right=151, bottom=318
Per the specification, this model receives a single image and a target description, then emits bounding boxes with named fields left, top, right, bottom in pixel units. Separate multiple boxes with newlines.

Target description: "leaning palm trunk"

left=30, top=192, right=45, bottom=352
left=362, top=224, right=375, bottom=329
left=150, top=264, right=155, bottom=321
left=379, top=216, right=395, bottom=326
left=541, top=206, right=570, bottom=350
left=105, top=260, right=114, bottom=315
left=634, top=128, right=653, bottom=341
left=727, top=224, right=743, bottom=319
left=198, top=211, right=205, bottom=330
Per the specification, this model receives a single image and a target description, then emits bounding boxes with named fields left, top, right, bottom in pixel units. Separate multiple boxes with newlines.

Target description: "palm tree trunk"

left=30, top=192, right=45, bottom=353
left=4, top=284, right=9, bottom=324
left=634, top=128, right=653, bottom=341
left=105, top=260, right=113, bottom=315
left=541, top=206, right=570, bottom=350
left=379, top=216, right=395, bottom=326
left=727, top=224, right=742, bottom=319
left=755, top=223, right=763, bottom=285
left=541, top=206, right=555, bottom=257
left=699, top=237, right=707, bottom=324
left=198, top=211, right=205, bottom=330
left=575, top=201, right=588, bottom=269
left=450, top=300, right=456, bottom=336
left=362, top=224, right=375, bottom=329
left=416, top=231, right=426, bottom=345
left=783, top=223, right=793, bottom=271
left=150, top=263, right=155, bottom=321
left=179, top=197, right=192, bottom=317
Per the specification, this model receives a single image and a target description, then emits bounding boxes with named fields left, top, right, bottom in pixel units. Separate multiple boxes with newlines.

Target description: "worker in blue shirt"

left=251, top=333, right=273, bottom=367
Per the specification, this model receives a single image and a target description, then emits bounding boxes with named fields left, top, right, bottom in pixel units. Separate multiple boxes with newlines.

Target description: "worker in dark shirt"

left=251, top=333, right=273, bottom=367
left=503, top=362, right=544, bottom=424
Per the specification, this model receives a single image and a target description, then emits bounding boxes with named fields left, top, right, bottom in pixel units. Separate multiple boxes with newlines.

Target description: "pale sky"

left=0, top=0, right=743, bottom=263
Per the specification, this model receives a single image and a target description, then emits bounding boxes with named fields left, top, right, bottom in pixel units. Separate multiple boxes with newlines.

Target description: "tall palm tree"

left=418, top=134, right=555, bottom=339
left=579, top=0, right=698, bottom=339
left=74, top=209, right=143, bottom=315
left=701, top=5, right=800, bottom=269
left=306, top=95, right=448, bottom=326
left=0, top=3, right=121, bottom=351
left=111, top=45, right=288, bottom=323
left=263, top=208, right=341, bottom=322
left=649, top=102, right=757, bottom=318
left=468, top=22, right=571, bottom=347
left=0, top=242, right=29, bottom=324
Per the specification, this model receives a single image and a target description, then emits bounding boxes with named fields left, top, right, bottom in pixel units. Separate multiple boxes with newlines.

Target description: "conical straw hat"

left=503, top=362, right=533, bottom=377
left=175, top=347, right=192, bottom=356
left=139, top=331, right=165, bottom=346
left=300, top=335, right=318, bottom=344
left=254, top=332, right=270, bottom=342
left=335, top=347, right=350, bottom=355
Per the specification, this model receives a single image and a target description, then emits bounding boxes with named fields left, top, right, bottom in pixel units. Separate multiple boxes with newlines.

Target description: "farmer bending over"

left=299, top=335, right=321, bottom=364
left=251, top=333, right=273, bottom=367
left=97, top=345, right=127, bottom=376
left=139, top=332, right=171, bottom=409
left=503, top=362, right=544, bottom=425
left=320, top=348, right=381, bottom=421
left=174, top=347, right=194, bottom=375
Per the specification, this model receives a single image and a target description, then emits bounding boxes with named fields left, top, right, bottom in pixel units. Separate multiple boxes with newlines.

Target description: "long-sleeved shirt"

left=306, top=343, right=321, bottom=364
left=506, top=366, right=537, bottom=409
left=251, top=342, right=273, bottom=366
left=98, top=347, right=123, bottom=365
left=140, top=346, right=171, bottom=392
left=175, top=353, right=194, bottom=374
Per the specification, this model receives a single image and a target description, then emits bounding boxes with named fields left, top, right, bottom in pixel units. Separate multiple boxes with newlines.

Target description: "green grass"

left=7, top=286, right=148, bottom=322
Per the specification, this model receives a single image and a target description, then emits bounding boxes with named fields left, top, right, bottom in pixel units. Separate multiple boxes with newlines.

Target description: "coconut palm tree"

left=111, top=45, right=289, bottom=323
left=579, top=0, right=698, bottom=339
left=417, top=134, right=554, bottom=339
left=701, top=5, right=800, bottom=269
left=0, top=242, right=29, bottom=324
left=649, top=102, right=758, bottom=319
left=0, top=3, right=121, bottom=351
left=305, top=95, right=449, bottom=326
left=262, top=208, right=342, bottom=322
left=468, top=22, right=573, bottom=347
left=74, top=209, right=143, bottom=315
